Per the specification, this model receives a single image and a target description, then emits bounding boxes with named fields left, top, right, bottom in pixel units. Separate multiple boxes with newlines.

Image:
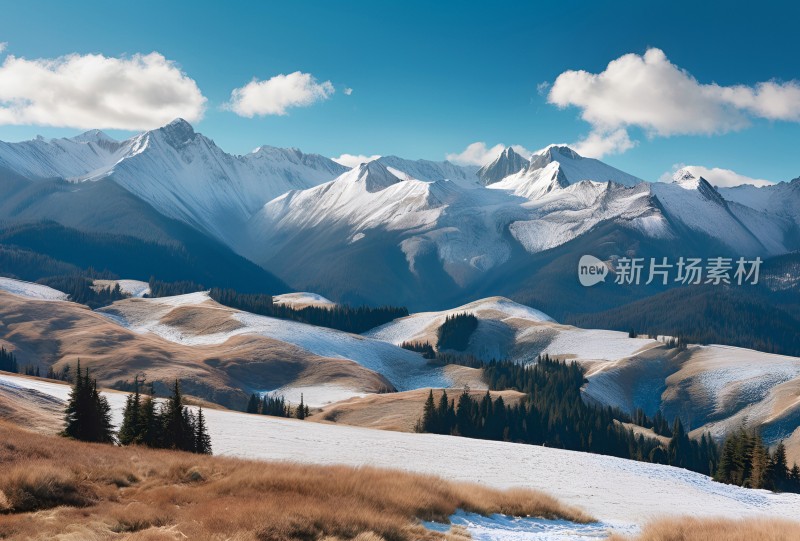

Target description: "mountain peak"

left=150, top=118, right=198, bottom=148
left=478, top=146, right=529, bottom=185
left=351, top=160, right=404, bottom=193
left=669, top=169, right=726, bottom=204
left=672, top=167, right=698, bottom=185
left=529, top=145, right=582, bottom=170
left=69, top=129, right=117, bottom=145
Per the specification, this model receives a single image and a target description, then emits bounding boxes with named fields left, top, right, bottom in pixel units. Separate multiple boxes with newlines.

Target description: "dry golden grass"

left=0, top=421, right=592, bottom=540
left=609, top=516, right=800, bottom=541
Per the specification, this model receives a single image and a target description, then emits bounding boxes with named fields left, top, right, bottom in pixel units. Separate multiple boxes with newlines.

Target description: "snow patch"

left=0, top=277, right=69, bottom=301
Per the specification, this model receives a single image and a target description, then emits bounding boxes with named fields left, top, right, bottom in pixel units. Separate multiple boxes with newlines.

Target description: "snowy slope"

left=0, top=130, right=130, bottom=180
left=273, top=292, right=336, bottom=308
left=650, top=171, right=790, bottom=255
left=528, top=146, right=643, bottom=187
left=93, top=279, right=151, bottom=298
left=506, top=181, right=670, bottom=253
left=2, top=373, right=799, bottom=534
left=377, top=155, right=481, bottom=187
left=719, top=177, right=800, bottom=228
left=99, top=292, right=451, bottom=392
left=367, top=295, right=657, bottom=365
left=0, top=277, right=69, bottom=301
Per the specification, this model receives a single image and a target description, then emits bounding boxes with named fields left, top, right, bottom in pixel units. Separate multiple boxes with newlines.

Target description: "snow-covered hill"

left=1, top=372, right=799, bottom=537
left=0, top=277, right=70, bottom=301
left=97, top=290, right=454, bottom=396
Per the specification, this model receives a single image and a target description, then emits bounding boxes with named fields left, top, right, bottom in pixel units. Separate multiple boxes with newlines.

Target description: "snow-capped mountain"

left=0, top=119, right=347, bottom=242
left=1, top=119, right=797, bottom=310
left=651, top=169, right=794, bottom=255
left=718, top=175, right=800, bottom=229
left=477, top=147, right=529, bottom=185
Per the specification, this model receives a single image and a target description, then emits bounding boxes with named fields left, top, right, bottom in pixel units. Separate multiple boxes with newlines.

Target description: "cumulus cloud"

left=446, top=142, right=532, bottom=166
left=343, top=87, right=353, bottom=96
left=0, top=43, right=7, bottom=54
left=0, top=51, right=206, bottom=130
left=227, top=71, right=334, bottom=117
left=332, top=153, right=380, bottom=168
left=570, top=128, right=636, bottom=158
left=660, top=163, right=776, bottom=188
left=547, top=48, right=800, bottom=154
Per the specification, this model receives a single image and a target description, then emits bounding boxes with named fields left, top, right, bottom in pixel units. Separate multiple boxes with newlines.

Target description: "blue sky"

left=0, top=0, right=799, bottom=183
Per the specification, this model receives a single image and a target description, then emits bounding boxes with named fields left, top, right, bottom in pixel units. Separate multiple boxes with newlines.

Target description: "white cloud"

left=536, top=81, right=550, bottom=95
left=446, top=142, right=532, bottom=166
left=343, top=87, right=353, bottom=96
left=0, top=43, right=7, bottom=54
left=227, top=71, right=334, bottom=117
left=570, top=128, right=636, bottom=158
left=547, top=48, right=800, bottom=153
left=660, top=163, right=776, bottom=187
left=0, top=51, right=206, bottom=130
left=332, top=153, right=380, bottom=168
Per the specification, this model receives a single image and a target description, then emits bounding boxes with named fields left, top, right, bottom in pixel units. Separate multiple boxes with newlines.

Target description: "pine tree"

left=436, top=390, right=449, bottom=434
left=162, top=380, right=192, bottom=451
left=421, top=390, right=436, bottom=432
left=246, top=393, right=260, bottom=414
left=139, top=392, right=160, bottom=447
left=296, top=393, right=306, bottom=420
left=62, top=361, right=115, bottom=443
left=194, top=407, right=212, bottom=455
left=749, top=434, right=769, bottom=489
left=118, top=376, right=142, bottom=445
left=771, top=441, right=789, bottom=490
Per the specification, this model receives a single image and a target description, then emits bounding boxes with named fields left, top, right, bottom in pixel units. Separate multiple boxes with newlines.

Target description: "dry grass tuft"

left=610, top=516, right=800, bottom=541
left=0, top=420, right=591, bottom=540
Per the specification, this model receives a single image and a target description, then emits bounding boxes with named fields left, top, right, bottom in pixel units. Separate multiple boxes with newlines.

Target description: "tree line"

left=37, top=275, right=127, bottom=308
left=61, top=362, right=211, bottom=455
left=416, top=356, right=719, bottom=477
left=0, top=347, right=18, bottom=373
left=145, top=279, right=409, bottom=334
left=246, top=392, right=309, bottom=419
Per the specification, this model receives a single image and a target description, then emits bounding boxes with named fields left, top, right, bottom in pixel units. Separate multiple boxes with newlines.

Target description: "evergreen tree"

left=455, top=387, right=473, bottom=437
left=295, top=393, right=306, bottom=420
left=162, top=380, right=193, bottom=451
left=139, top=392, right=160, bottom=447
left=436, top=390, right=450, bottom=434
left=771, top=441, right=789, bottom=490
left=194, top=407, right=212, bottom=455
left=118, top=376, right=143, bottom=445
left=62, top=360, right=114, bottom=443
left=0, top=347, right=18, bottom=373
left=420, top=390, right=436, bottom=433
left=749, top=434, right=769, bottom=489
left=246, top=393, right=260, bottom=414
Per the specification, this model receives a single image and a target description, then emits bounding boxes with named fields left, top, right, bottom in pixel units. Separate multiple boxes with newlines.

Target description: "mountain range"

left=0, top=119, right=798, bottom=315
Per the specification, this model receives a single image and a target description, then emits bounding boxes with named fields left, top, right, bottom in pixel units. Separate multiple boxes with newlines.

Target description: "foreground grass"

left=610, top=516, right=800, bottom=541
left=0, top=421, right=592, bottom=540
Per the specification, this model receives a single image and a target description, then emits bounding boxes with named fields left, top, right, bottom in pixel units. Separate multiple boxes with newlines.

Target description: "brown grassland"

left=609, top=516, right=800, bottom=541
left=0, top=420, right=592, bottom=540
